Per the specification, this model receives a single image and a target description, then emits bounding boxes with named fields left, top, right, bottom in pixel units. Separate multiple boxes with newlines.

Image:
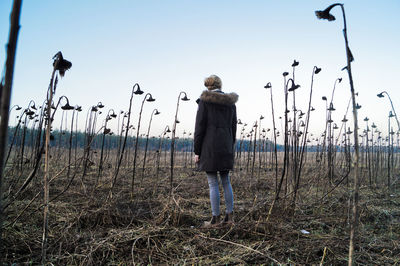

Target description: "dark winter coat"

left=194, top=90, right=238, bottom=172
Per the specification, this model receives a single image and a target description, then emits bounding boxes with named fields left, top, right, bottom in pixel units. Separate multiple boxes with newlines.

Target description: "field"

left=1, top=3, right=400, bottom=264
left=3, top=151, right=400, bottom=265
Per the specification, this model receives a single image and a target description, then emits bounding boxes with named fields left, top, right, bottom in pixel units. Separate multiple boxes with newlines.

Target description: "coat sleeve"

left=232, top=105, right=237, bottom=146
left=194, top=100, right=207, bottom=156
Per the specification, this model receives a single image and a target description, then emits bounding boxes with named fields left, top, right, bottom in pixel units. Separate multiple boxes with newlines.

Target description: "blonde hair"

left=204, top=75, right=222, bottom=90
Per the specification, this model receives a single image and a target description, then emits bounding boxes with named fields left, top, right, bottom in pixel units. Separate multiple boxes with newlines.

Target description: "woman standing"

left=194, top=75, right=238, bottom=227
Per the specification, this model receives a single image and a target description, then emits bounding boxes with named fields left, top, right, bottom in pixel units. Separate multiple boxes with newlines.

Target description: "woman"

left=194, top=75, right=238, bottom=227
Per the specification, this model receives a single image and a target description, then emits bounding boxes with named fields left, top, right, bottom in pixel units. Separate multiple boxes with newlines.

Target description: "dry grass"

left=3, top=162, right=400, bottom=265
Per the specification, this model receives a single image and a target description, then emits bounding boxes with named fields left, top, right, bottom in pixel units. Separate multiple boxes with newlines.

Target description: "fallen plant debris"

left=3, top=165, right=399, bottom=264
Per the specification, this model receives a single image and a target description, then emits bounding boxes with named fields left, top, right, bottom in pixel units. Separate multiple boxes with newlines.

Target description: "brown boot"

left=203, top=215, right=220, bottom=228
left=223, top=212, right=234, bottom=225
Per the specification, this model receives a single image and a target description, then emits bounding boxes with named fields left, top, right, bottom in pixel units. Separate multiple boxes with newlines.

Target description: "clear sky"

left=1, top=0, right=399, bottom=144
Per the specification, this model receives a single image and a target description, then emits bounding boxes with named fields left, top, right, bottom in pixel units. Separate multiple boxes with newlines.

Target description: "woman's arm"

left=194, top=101, right=207, bottom=156
left=232, top=105, right=237, bottom=146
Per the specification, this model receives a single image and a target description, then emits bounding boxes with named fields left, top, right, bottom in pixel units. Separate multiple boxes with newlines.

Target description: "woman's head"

left=204, top=75, right=222, bottom=90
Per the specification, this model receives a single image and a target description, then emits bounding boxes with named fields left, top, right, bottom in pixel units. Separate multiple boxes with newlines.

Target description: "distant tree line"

left=7, top=126, right=286, bottom=152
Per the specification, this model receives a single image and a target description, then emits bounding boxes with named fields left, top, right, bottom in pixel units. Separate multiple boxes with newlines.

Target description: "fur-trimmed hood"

left=198, top=90, right=238, bottom=106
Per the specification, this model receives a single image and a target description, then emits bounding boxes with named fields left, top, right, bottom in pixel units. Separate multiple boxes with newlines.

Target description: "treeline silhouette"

left=7, top=126, right=283, bottom=152
left=13, top=126, right=396, bottom=154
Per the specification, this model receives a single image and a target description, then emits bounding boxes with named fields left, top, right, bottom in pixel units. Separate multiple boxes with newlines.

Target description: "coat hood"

left=199, top=90, right=238, bottom=106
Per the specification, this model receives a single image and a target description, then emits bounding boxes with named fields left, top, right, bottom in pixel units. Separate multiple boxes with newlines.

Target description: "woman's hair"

left=204, top=75, right=222, bottom=90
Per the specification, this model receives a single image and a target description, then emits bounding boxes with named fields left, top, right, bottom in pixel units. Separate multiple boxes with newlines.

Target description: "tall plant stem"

left=5, top=110, right=24, bottom=166
left=67, top=110, right=75, bottom=178
left=42, top=60, right=60, bottom=263
left=170, top=98, right=180, bottom=191
left=251, top=122, right=257, bottom=179
left=156, top=127, right=169, bottom=182
left=97, top=123, right=107, bottom=182
left=0, top=1, right=22, bottom=261
left=110, top=84, right=141, bottom=196
left=387, top=115, right=392, bottom=189
left=132, top=93, right=153, bottom=196
left=365, top=121, right=371, bottom=187
left=296, top=67, right=318, bottom=207
left=381, top=91, right=400, bottom=131
left=142, top=109, right=158, bottom=180
left=170, top=91, right=189, bottom=192
left=266, top=84, right=278, bottom=193
left=266, top=76, right=289, bottom=222
left=337, top=5, right=360, bottom=265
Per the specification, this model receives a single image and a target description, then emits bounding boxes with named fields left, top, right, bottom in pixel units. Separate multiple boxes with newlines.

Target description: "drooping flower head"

left=61, top=103, right=74, bottom=110
left=25, top=109, right=35, bottom=116
left=52, top=51, right=72, bottom=77
left=288, top=80, right=300, bottom=92
left=133, top=83, right=144, bottom=95
left=315, top=3, right=343, bottom=21
left=146, top=94, right=156, bottom=102
left=181, top=93, right=190, bottom=101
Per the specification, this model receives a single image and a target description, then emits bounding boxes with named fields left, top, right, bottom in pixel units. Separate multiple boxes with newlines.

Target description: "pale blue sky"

left=1, top=0, right=399, bottom=143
